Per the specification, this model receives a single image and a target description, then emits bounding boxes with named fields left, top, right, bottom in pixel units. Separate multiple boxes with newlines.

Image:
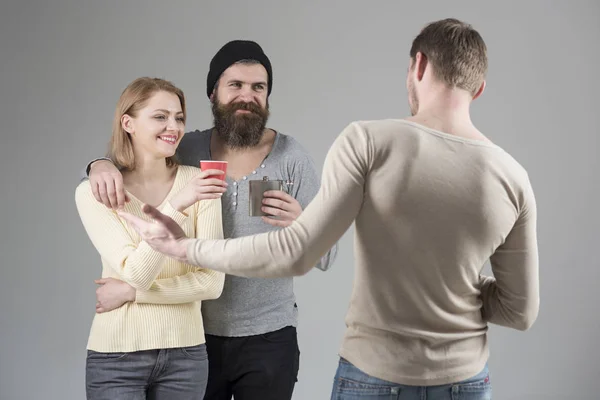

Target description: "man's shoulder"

left=181, top=128, right=211, bottom=143
left=490, top=146, right=532, bottom=190
left=272, top=130, right=313, bottom=161
left=348, top=118, right=417, bottom=138
left=177, top=128, right=212, bottom=161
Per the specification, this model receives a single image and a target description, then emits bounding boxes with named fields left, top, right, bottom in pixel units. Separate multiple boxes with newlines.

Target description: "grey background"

left=1, top=0, right=598, bottom=399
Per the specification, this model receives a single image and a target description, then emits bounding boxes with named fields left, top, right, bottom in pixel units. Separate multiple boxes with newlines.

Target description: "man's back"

left=339, top=119, right=538, bottom=385
left=183, top=118, right=539, bottom=387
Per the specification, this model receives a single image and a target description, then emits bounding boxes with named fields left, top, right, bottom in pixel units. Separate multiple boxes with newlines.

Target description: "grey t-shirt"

left=176, top=128, right=337, bottom=337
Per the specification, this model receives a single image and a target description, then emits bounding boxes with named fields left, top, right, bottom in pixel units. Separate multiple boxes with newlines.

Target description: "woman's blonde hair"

left=108, top=77, right=186, bottom=170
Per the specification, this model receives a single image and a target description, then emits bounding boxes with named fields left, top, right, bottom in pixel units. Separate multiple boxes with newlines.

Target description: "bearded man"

left=85, top=40, right=338, bottom=400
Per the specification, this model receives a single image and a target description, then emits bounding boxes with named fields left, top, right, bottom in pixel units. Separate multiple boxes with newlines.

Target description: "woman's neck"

left=123, top=157, right=174, bottom=186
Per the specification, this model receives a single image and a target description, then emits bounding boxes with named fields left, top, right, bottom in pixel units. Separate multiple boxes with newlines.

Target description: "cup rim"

left=200, top=160, right=228, bottom=164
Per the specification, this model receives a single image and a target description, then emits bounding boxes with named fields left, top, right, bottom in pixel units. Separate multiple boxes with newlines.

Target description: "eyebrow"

left=228, top=79, right=268, bottom=86
left=153, top=109, right=184, bottom=114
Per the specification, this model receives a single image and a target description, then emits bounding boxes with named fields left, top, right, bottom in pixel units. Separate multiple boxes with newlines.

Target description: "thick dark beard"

left=212, top=97, right=270, bottom=149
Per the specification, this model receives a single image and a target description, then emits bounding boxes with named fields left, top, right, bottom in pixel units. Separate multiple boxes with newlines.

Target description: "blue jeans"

left=85, top=344, right=209, bottom=400
left=330, top=358, right=492, bottom=400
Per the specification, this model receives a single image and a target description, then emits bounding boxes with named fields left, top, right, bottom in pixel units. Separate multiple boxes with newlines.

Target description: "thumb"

left=117, top=210, right=144, bottom=231
left=142, top=203, right=170, bottom=223
left=94, top=278, right=108, bottom=285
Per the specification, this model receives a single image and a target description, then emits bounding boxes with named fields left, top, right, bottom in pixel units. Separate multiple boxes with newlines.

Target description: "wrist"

left=169, top=198, right=185, bottom=213
left=89, top=159, right=112, bottom=173
left=177, top=238, right=193, bottom=262
left=128, top=286, right=137, bottom=302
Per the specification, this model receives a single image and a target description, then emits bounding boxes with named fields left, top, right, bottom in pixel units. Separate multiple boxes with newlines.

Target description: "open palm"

left=118, top=204, right=190, bottom=262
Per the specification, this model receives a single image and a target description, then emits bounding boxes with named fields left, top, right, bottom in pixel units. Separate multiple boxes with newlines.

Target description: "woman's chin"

left=155, top=145, right=178, bottom=159
left=152, top=150, right=177, bottom=160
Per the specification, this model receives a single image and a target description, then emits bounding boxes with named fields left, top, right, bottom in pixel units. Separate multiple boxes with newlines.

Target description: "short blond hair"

left=108, top=77, right=186, bottom=170
left=410, top=18, right=488, bottom=96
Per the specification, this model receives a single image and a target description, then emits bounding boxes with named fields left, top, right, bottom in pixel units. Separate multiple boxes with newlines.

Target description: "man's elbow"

left=289, top=254, right=314, bottom=277
left=512, top=315, right=536, bottom=331
left=291, top=266, right=311, bottom=277
left=292, top=244, right=339, bottom=275
left=511, top=300, right=540, bottom=331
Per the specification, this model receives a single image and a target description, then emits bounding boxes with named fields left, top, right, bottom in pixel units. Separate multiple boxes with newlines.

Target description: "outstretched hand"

left=117, top=204, right=191, bottom=262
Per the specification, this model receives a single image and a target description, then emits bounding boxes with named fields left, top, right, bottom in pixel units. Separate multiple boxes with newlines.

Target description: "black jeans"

left=204, top=326, right=300, bottom=400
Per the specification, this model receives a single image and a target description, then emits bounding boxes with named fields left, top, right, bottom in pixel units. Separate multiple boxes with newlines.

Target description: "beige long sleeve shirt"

left=187, top=119, right=540, bottom=386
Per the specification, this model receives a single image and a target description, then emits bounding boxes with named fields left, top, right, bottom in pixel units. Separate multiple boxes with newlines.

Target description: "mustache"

left=227, top=101, right=263, bottom=114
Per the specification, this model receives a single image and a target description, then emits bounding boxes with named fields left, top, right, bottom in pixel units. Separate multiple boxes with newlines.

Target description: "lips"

left=158, top=135, right=178, bottom=144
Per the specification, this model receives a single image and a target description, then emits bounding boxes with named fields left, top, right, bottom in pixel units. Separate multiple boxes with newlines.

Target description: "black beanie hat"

left=206, top=40, right=273, bottom=98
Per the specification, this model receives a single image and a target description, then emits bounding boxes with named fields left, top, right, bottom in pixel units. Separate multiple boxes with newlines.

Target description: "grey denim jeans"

left=86, top=344, right=209, bottom=400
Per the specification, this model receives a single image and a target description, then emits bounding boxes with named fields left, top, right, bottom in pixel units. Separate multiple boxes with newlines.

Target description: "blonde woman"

left=75, top=77, right=228, bottom=400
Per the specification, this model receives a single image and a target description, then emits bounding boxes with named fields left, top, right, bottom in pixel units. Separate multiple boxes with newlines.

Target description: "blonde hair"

left=108, top=77, right=186, bottom=170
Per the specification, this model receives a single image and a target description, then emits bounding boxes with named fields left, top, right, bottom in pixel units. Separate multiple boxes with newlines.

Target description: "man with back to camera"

left=116, top=19, right=540, bottom=400
left=84, top=40, right=338, bottom=400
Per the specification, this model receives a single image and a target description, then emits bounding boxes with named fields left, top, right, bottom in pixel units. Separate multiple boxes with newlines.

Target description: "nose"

left=237, top=85, right=254, bottom=102
left=166, top=116, right=178, bottom=131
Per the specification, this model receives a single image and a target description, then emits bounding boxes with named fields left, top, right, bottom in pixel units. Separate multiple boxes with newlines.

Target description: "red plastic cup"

left=200, top=160, right=228, bottom=181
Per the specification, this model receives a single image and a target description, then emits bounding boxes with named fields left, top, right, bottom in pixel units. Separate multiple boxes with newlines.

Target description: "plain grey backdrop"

left=1, top=0, right=598, bottom=399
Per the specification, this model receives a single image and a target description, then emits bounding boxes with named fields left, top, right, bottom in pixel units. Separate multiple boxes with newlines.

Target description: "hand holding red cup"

left=200, top=160, right=228, bottom=180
